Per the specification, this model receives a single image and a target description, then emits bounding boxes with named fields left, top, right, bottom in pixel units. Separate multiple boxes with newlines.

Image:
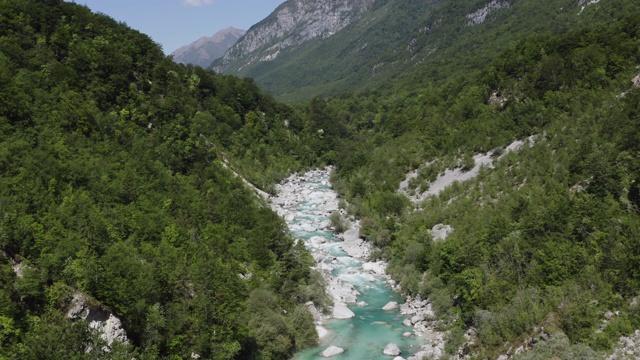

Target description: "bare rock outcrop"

left=466, top=0, right=510, bottom=26
left=578, top=0, right=601, bottom=14
left=215, top=0, right=376, bottom=72
left=66, top=292, right=128, bottom=346
left=632, top=73, right=640, bottom=88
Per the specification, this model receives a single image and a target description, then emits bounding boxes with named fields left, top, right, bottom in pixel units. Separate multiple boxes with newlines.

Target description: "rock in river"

left=382, top=301, right=398, bottom=311
left=322, top=346, right=345, bottom=357
left=333, top=303, right=355, bottom=319
left=383, top=343, right=401, bottom=356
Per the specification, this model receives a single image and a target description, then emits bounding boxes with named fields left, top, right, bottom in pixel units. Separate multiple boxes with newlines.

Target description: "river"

left=270, top=168, right=434, bottom=359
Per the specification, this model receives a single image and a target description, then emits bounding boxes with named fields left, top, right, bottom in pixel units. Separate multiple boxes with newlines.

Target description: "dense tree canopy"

left=0, top=0, right=326, bottom=358
left=2, top=0, right=640, bottom=358
left=308, top=9, right=640, bottom=358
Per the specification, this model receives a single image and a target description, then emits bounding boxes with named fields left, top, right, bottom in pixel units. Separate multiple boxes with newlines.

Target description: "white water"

left=270, top=168, right=425, bottom=359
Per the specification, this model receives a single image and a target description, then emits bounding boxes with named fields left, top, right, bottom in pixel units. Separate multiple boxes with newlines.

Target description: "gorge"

left=270, top=168, right=445, bottom=359
left=2, top=0, right=640, bottom=359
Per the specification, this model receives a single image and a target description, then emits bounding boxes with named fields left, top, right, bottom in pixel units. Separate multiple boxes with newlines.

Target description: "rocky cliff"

left=213, top=0, right=376, bottom=72
left=171, top=27, right=245, bottom=67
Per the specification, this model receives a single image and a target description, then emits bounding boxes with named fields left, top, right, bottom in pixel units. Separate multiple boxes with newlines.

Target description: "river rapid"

left=269, top=168, right=443, bottom=360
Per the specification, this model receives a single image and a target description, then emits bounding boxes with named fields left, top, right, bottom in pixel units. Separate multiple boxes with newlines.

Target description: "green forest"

left=0, top=0, right=328, bottom=359
left=311, top=5, right=640, bottom=359
left=2, top=0, right=640, bottom=359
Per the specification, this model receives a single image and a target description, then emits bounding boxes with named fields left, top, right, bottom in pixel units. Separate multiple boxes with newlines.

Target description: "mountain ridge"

left=212, top=0, right=377, bottom=74
left=171, top=26, right=245, bottom=67
left=212, top=0, right=630, bottom=102
left=3, top=0, right=640, bottom=359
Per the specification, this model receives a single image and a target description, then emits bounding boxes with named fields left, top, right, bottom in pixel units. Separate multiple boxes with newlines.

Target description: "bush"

left=329, top=211, right=349, bottom=233
left=514, top=333, right=598, bottom=360
left=460, top=154, right=476, bottom=172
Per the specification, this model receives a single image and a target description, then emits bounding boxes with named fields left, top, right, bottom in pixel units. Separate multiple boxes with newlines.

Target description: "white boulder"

left=429, top=224, right=453, bottom=241
left=322, top=346, right=345, bottom=357
left=332, top=303, right=355, bottom=319
left=316, top=325, right=329, bottom=339
left=382, top=301, right=398, bottom=311
left=383, top=343, right=401, bottom=356
left=302, top=224, right=317, bottom=232
left=362, top=261, right=387, bottom=275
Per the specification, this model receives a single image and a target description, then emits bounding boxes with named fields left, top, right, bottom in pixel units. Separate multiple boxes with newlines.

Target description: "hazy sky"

left=68, top=0, right=284, bottom=54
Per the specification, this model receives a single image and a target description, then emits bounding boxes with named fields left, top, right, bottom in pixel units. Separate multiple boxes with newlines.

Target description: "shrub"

left=329, top=211, right=349, bottom=233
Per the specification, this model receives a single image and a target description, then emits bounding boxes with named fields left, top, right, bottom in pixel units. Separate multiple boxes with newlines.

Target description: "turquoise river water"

left=274, top=171, right=424, bottom=359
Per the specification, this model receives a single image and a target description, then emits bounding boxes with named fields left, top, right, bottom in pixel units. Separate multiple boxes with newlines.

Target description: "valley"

left=270, top=168, right=442, bottom=359
left=1, top=0, right=640, bottom=359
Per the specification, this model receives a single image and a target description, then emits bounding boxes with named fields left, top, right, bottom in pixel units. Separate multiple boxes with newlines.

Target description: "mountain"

left=4, top=0, right=640, bottom=358
left=213, top=0, right=634, bottom=101
left=212, top=0, right=376, bottom=80
left=171, top=27, right=245, bottom=67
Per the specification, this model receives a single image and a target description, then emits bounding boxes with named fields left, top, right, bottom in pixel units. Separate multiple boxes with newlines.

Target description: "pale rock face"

left=466, top=0, right=510, bottom=26
left=215, top=0, right=376, bottom=72
left=578, top=0, right=601, bottom=14
left=89, top=314, right=128, bottom=346
left=489, top=91, right=508, bottom=109
left=11, top=261, right=28, bottom=278
left=608, top=329, right=640, bottom=359
left=306, top=301, right=321, bottom=322
left=66, top=292, right=128, bottom=346
left=429, top=224, right=453, bottom=242
left=632, top=74, right=640, bottom=88
left=399, top=136, right=537, bottom=205
left=579, top=0, right=601, bottom=7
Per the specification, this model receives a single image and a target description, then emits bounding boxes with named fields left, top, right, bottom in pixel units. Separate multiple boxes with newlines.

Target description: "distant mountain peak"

left=213, top=0, right=376, bottom=72
left=171, top=27, right=246, bottom=68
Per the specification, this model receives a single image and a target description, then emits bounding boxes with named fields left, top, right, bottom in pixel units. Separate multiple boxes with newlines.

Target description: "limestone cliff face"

left=66, top=292, right=128, bottom=346
left=466, top=0, right=510, bottom=26
left=214, top=0, right=377, bottom=72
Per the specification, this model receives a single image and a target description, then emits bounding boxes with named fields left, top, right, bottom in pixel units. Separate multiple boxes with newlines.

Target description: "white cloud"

left=181, top=0, right=215, bottom=7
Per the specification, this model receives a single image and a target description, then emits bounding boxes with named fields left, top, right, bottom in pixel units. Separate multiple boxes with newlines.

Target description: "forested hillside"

left=309, top=5, right=640, bottom=358
left=0, top=1, right=327, bottom=358
left=3, top=0, right=640, bottom=358
left=217, top=0, right=640, bottom=102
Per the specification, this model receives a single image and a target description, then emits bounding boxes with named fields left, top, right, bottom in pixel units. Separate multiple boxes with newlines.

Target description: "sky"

left=68, top=0, right=285, bottom=54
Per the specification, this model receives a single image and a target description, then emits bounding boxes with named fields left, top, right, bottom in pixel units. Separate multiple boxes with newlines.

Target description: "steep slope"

left=0, top=1, right=326, bottom=358
left=3, top=0, right=640, bottom=359
left=171, top=27, right=245, bottom=67
left=303, top=2, right=640, bottom=357
left=214, top=0, right=635, bottom=101
left=212, top=0, right=377, bottom=75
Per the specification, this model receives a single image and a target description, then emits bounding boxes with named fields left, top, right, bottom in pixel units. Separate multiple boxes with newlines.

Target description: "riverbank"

left=269, top=167, right=446, bottom=359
